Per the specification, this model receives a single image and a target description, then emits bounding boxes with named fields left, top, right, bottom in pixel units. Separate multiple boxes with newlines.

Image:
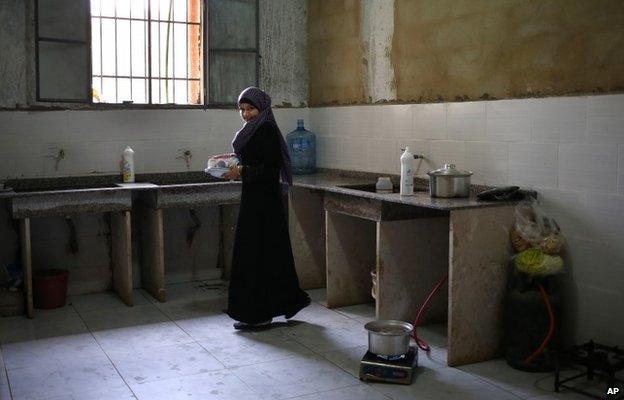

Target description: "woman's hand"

left=222, top=165, right=242, bottom=180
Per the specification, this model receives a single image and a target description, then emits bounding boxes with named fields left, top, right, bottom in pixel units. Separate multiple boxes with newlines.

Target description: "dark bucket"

left=33, top=269, right=69, bottom=309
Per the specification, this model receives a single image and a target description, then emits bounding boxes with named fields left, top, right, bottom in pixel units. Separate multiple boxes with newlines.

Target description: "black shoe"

left=233, top=319, right=272, bottom=330
left=284, top=296, right=311, bottom=319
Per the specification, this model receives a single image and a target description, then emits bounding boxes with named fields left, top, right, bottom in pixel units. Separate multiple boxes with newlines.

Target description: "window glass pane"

left=91, top=0, right=101, bottom=17
left=173, top=0, right=186, bottom=22
left=38, top=0, right=88, bottom=41
left=101, top=77, right=117, bottom=103
left=91, top=18, right=101, bottom=76
left=101, top=0, right=116, bottom=17
left=130, top=0, right=146, bottom=19
left=92, top=77, right=103, bottom=102
left=131, top=20, right=146, bottom=77
left=209, top=52, right=255, bottom=104
left=101, top=18, right=116, bottom=75
left=118, top=78, right=132, bottom=102
left=116, top=0, right=131, bottom=18
left=160, top=79, right=174, bottom=103
left=132, top=78, right=147, bottom=103
left=174, top=79, right=187, bottom=104
left=174, top=23, right=187, bottom=78
left=117, top=20, right=131, bottom=76
left=150, top=79, right=160, bottom=103
left=150, top=21, right=160, bottom=77
left=209, top=0, right=255, bottom=49
left=39, top=42, right=89, bottom=100
left=160, top=22, right=174, bottom=78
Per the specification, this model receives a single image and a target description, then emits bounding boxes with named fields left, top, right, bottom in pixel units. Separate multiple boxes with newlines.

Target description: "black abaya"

left=226, top=120, right=310, bottom=324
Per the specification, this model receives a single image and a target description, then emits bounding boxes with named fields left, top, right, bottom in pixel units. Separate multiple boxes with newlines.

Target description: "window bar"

left=114, top=1, right=118, bottom=103
left=158, top=16, right=161, bottom=103
left=172, top=19, right=175, bottom=103
left=99, top=11, right=103, bottom=102
left=88, top=15, right=200, bottom=25
left=129, top=2, right=133, bottom=102
left=186, top=0, right=189, bottom=104
left=147, top=0, right=152, bottom=104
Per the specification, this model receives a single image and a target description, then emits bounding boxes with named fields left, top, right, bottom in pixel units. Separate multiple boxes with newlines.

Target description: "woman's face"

left=239, top=102, right=260, bottom=122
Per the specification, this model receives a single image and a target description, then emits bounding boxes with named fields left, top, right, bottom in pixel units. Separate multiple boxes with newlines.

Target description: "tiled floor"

left=0, top=282, right=605, bottom=400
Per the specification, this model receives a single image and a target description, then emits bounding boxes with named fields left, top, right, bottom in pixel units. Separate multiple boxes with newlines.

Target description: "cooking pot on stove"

left=427, top=163, right=473, bottom=198
left=364, top=320, right=413, bottom=357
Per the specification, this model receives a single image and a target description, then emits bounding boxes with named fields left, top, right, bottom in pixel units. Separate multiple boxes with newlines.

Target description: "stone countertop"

left=291, top=169, right=517, bottom=211
left=1, top=169, right=520, bottom=212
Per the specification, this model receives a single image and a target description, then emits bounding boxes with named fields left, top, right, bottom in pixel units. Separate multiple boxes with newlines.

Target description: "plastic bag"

left=514, top=248, right=564, bottom=276
left=510, top=202, right=564, bottom=255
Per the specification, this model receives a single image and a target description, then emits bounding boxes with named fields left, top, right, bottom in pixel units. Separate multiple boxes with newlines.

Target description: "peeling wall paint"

left=308, top=0, right=365, bottom=106
left=0, top=0, right=27, bottom=108
left=392, top=0, right=624, bottom=103
left=309, top=0, right=624, bottom=105
left=361, top=0, right=395, bottom=102
left=259, top=0, right=308, bottom=107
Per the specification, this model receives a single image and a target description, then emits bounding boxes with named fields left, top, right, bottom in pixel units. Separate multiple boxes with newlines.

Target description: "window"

left=35, top=0, right=259, bottom=106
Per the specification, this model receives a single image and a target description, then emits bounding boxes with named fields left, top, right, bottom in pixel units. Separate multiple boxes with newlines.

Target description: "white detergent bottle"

left=122, top=146, right=135, bottom=183
left=400, top=146, right=414, bottom=196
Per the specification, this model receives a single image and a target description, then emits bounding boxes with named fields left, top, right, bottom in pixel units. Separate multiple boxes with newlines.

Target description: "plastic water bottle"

left=400, top=146, right=414, bottom=195
left=286, top=119, right=316, bottom=175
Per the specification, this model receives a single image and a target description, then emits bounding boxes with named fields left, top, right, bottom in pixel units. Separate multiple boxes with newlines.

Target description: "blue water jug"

left=286, top=119, right=316, bottom=175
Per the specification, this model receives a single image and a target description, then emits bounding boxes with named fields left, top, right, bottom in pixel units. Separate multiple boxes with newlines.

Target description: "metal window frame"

left=35, top=0, right=92, bottom=103
left=34, top=0, right=260, bottom=108
left=205, top=0, right=260, bottom=106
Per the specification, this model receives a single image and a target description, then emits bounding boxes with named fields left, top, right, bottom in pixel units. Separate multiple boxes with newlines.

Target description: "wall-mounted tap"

left=400, top=148, right=424, bottom=160
left=177, top=149, right=193, bottom=170
left=46, top=147, right=65, bottom=171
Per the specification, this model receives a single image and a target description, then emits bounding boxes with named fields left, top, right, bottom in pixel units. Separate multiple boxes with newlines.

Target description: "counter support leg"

left=447, top=206, right=515, bottom=366
left=141, top=207, right=166, bottom=302
left=111, top=211, right=133, bottom=306
left=20, top=218, right=33, bottom=318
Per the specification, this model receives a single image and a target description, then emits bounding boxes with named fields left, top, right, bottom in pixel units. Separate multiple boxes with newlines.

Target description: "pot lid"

left=427, top=163, right=473, bottom=177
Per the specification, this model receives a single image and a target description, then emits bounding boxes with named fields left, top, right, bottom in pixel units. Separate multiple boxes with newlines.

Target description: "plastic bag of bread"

left=510, top=202, right=564, bottom=255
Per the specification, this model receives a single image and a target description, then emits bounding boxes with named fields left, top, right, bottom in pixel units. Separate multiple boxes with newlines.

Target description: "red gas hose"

left=523, top=282, right=555, bottom=364
left=411, top=274, right=448, bottom=352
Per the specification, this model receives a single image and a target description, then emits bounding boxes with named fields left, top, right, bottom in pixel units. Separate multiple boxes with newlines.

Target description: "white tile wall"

left=446, top=101, right=486, bottom=141
left=558, top=143, right=618, bottom=192
left=428, top=140, right=467, bottom=171
left=508, top=143, right=557, bottom=188
left=619, top=145, right=624, bottom=194
left=587, top=94, right=624, bottom=144
left=485, top=99, right=531, bottom=142
left=465, top=141, right=509, bottom=185
left=412, top=103, right=446, bottom=140
left=532, top=97, right=587, bottom=143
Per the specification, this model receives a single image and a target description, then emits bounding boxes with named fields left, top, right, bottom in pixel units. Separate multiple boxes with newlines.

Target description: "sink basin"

left=338, top=183, right=400, bottom=194
left=11, top=183, right=120, bottom=193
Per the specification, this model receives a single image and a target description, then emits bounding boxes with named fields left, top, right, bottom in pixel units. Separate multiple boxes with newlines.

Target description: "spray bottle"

left=122, top=146, right=135, bottom=183
left=400, top=147, right=414, bottom=196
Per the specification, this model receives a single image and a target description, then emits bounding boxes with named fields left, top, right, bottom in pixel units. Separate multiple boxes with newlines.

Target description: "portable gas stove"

left=359, top=346, right=418, bottom=384
left=555, top=341, right=624, bottom=399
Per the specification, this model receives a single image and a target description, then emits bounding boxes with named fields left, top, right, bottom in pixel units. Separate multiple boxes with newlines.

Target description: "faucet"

left=400, top=148, right=424, bottom=160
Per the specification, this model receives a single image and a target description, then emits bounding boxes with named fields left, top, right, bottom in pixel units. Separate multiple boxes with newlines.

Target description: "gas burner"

left=555, top=341, right=624, bottom=399
left=360, top=346, right=418, bottom=385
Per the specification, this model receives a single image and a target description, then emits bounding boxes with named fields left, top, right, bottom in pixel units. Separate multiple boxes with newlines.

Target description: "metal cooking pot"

left=364, top=320, right=413, bottom=356
left=427, top=164, right=473, bottom=198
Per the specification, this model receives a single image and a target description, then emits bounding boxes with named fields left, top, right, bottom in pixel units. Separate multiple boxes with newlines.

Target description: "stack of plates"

left=204, top=167, right=230, bottom=178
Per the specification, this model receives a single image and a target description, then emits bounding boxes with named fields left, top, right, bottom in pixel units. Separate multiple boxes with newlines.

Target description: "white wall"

left=309, top=93, right=624, bottom=347
left=0, top=108, right=308, bottom=179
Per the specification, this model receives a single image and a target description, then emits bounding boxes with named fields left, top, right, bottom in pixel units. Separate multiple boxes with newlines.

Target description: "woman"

left=223, top=87, right=310, bottom=329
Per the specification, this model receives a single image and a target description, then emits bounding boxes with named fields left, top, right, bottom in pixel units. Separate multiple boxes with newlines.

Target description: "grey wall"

left=0, top=0, right=28, bottom=108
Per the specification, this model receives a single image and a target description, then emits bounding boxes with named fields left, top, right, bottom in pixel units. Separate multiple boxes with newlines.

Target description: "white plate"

left=204, top=167, right=230, bottom=178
